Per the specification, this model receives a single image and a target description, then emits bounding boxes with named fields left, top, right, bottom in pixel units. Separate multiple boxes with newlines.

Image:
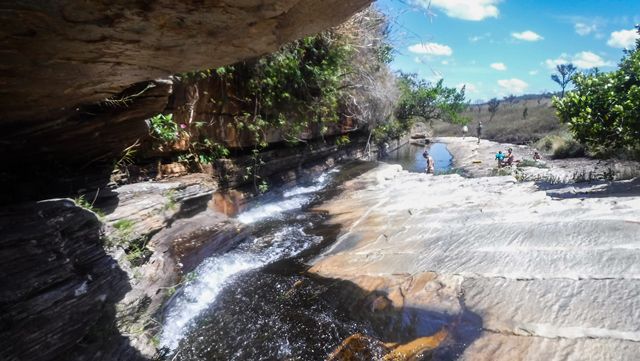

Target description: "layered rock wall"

left=0, top=200, right=133, bottom=361
left=0, top=0, right=371, bottom=204
left=0, top=0, right=370, bottom=125
left=0, top=1, right=373, bottom=360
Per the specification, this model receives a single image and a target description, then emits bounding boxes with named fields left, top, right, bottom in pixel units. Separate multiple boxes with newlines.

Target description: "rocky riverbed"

left=310, top=137, right=640, bottom=360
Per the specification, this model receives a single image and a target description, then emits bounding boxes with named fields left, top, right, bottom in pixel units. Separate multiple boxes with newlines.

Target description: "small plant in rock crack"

left=148, top=113, right=179, bottom=143
left=109, top=219, right=152, bottom=266
left=112, top=139, right=140, bottom=180
left=335, top=135, right=351, bottom=146
left=163, top=190, right=178, bottom=212
left=73, top=195, right=105, bottom=218
left=125, top=236, right=152, bottom=267
left=106, top=218, right=135, bottom=247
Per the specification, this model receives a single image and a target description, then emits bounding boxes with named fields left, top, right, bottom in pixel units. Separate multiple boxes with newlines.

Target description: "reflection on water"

left=386, top=143, right=454, bottom=173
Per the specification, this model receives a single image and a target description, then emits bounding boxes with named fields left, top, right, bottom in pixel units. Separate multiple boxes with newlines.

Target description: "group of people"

left=495, top=148, right=515, bottom=167
left=460, top=121, right=483, bottom=145
left=495, top=148, right=542, bottom=167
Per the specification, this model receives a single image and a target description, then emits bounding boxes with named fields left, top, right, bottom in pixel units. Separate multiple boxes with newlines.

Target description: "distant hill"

left=431, top=93, right=567, bottom=144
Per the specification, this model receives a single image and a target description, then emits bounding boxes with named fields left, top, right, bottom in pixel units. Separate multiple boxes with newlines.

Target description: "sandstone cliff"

left=0, top=2, right=373, bottom=360
left=0, top=0, right=371, bottom=204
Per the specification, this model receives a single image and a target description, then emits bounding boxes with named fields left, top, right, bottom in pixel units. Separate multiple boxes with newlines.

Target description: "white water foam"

left=161, top=226, right=322, bottom=350
left=237, top=169, right=338, bottom=224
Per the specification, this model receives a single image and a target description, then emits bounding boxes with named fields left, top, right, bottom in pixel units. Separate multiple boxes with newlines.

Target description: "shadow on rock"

left=536, top=177, right=640, bottom=199
left=167, top=259, right=482, bottom=361
left=0, top=199, right=148, bottom=361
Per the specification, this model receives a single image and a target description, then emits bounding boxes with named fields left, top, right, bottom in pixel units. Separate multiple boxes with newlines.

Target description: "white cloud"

left=497, top=78, right=529, bottom=95
left=511, top=30, right=543, bottom=42
left=417, top=0, right=500, bottom=21
left=408, top=42, right=453, bottom=56
left=607, top=29, right=640, bottom=49
left=544, top=53, right=569, bottom=69
left=575, top=22, right=597, bottom=36
left=490, top=62, right=507, bottom=71
left=572, top=51, right=613, bottom=69
left=529, top=70, right=539, bottom=76
left=544, top=51, right=612, bottom=70
left=469, top=32, right=492, bottom=42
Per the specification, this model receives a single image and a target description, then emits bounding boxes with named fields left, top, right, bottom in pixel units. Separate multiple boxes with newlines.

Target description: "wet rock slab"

left=310, top=164, right=640, bottom=360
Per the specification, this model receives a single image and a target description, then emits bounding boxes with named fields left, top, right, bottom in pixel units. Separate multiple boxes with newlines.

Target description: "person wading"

left=423, top=148, right=435, bottom=174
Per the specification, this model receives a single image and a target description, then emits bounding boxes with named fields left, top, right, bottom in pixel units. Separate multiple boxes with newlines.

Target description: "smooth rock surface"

left=310, top=143, right=640, bottom=360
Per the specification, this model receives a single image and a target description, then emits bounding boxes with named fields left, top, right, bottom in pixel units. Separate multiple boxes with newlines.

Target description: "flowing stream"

left=160, top=159, right=474, bottom=360
left=160, top=162, right=380, bottom=359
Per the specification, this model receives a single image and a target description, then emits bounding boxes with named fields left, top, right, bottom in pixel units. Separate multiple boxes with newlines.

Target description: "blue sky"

left=376, top=0, right=640, bottom=101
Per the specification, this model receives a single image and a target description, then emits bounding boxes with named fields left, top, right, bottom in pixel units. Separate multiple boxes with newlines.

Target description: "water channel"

left=160, top=157, right=476, bottom=361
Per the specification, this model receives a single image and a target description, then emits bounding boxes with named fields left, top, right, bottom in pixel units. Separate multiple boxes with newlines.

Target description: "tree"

left=551, top=63, right=577, bottom=98
left=373, top=72, right=468, bottom=146
left=522, top=107, right=528, bottom=120
left=553, top=26, right=640, bottom=151
left=504, top=94, right=516, bottom=106
left=474, top=99, right=483, bottom=113
left=487, top=98, right=500, bottom=121
left=394, top=73, right=468, bottom=125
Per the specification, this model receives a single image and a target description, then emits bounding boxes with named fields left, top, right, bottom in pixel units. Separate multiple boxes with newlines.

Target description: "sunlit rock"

left=311, top=138, right=640, bottom=360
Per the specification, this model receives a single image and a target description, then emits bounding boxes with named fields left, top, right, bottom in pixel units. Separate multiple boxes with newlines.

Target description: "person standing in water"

left=423, top=148, right=434, bottom=174
left=476, top=121, right=483, bottom=144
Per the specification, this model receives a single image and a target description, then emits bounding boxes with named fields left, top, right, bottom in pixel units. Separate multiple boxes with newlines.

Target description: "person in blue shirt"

left=495, top=150, right=506, bottom=166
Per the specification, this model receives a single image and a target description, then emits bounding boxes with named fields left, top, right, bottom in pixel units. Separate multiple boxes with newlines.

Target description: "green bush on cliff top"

left=553, top=26, right=640, bottom=157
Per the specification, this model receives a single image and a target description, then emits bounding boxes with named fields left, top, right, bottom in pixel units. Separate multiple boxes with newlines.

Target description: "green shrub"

left=148, top=114, right=179, bottom=143
left=535, top=134, right=585, bottom=159
left=553, top=26, right=640, bottom=153
left=490, top=167, right=512, bottom=176
left=517, top=159, right=548, bottom=168
left=373, top=73, right=467, bottom=145
left=553, top=139, right=585, bottom=159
